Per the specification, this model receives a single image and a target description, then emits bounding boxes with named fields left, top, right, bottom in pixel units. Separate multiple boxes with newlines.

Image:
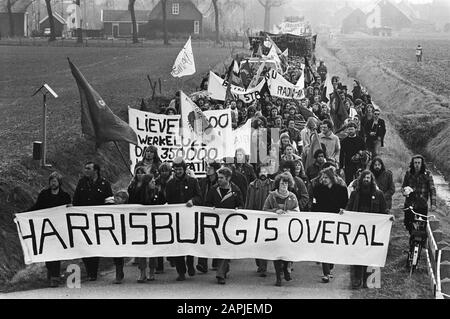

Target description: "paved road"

left=0, top=259, right=352, bottom=299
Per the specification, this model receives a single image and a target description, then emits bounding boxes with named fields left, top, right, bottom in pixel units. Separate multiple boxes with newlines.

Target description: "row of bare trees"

left=5, top=0, right=286, bottom=43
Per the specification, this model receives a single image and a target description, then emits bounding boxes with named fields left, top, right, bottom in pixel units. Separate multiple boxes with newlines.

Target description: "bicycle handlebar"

left=403, top=206, right=436, bottom=220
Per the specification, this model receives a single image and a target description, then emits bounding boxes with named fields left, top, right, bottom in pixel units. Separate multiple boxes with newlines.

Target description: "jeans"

left=256, top=259, right=268, bottom=272
left=45, top=261, right=61, bottom=279
left=215, top=259, right=230, bottom=279
left=322, top=263, right=334, bottom=276
left=273, top=260, right=290, bottom=278
left=137, top=257, right=156, bottom=275
left=82, top=257, right=99, bottom=279
left=351, top=265, right=367, bottom=287
left=175, top=255, right=194, bottom=275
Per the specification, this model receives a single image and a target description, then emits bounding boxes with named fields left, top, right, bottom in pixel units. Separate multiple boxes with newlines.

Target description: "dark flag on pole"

left=68, top=58, right=138, bottom=146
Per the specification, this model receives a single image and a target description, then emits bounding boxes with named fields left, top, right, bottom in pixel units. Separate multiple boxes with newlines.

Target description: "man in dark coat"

left=312, top=167, right=348, bottom=283
left=73, top=162, right=113, bottom=281
left=363, top=108, right=386, bottom=158
left=401, top=155, right=436, bottom=233
left=204, top=167, right=244, bottom=285
left=29, top=172, right=71, bottom=287
left=346, top=170, right=389, bottom=289
left=166, top=157, right=203, bottom=281
left=339, top=122, right=367, bottom=185
left=370, top=157, right=395, bottom=211
left=222, top=157, right=248, bottom=203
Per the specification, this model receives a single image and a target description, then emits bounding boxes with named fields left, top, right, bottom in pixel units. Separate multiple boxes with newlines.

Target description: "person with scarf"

left=311, top=167, right=349, bottom=283
left=204, top=167, right=244, bottom=285
left=263, top=172, right=300, bottom=287
left=245, top=166, right=275, bottom=278
left=346, top=170, right=388, bottom=289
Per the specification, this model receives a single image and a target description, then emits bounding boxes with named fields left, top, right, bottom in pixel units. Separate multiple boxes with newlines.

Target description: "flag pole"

left=113, top=141, right=134, bottom=176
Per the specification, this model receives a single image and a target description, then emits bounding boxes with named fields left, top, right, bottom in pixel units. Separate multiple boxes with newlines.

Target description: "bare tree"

left=257, top=0, right=288, bottom=32
left=75, top=0, right=82, bottom=43
left=212, top=0, right=220, bottom=44
left=162, top=0, right=169, bottom=45
left=6, top=0, right=18, bottom=37
left=128, top=0, right=139, bottom=43
left=44, top=0, right=56, bottom=41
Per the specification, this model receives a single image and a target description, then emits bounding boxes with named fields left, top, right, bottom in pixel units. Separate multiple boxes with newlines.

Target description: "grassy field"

left=335, top=33, right=450, bottom=99
left=0, top=44, right=233, bottom=286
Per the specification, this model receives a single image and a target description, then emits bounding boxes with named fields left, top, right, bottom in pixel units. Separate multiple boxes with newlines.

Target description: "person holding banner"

left=166, top=157, right=202, bottom=281
left=346, top=170, right=388, bottom=289
left=128, top=167, right=166, bottom=283
left=73, top=162, right=113, bottom=282
left=312, top=167, right=349, bottom=284
left=245, top=166, right=275, bottom=278
left=204, top=167, right=244, bottom=285
left=196, top=160, right=221, bottom=273
left=263, top=172, right=300, bottom=287
left=28, top=172, right=71, bottom=288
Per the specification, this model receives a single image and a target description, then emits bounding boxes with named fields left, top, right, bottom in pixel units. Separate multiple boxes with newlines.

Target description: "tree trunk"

left=44, top=0, right=56, bottom=41
left=212, top=0, right=220, bottom=44
left=75, top=0, right=82, bottom=43
left=129, top=0, right=139, bottom=43
left=7, top=0, right=15, bottom=37
left=162, top=0, right=169, bottom=45
left=264, top=5, right=270, bottom=32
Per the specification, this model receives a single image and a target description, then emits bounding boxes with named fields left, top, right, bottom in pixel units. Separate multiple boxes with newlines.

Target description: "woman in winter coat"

left=263, top=172, right=300, bottom=287
left=128, top=167, right=166, bottom=283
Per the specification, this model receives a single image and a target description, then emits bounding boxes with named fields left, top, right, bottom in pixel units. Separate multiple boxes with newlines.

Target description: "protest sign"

left=207, top=71, right=265, bottom=103
left=128, top=108, right=181, bottom=173
left=15, top=205, right=392, bottom=267
left=266, top=69, right=304, bottom=100
left=129, top=105, right=231, bottom=176
left=180, top=92, right=232, bottom=176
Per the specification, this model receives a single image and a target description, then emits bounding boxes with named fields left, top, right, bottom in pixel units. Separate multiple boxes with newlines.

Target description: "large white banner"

left=129, top=105, right=232, bottom=177
left=15, top=205, right=393, bottom=267
left=207, top=71, right=265, bottom=103
left=266, top=69, right=304, bottom=100
left=171, top=36, right=196, bottom=78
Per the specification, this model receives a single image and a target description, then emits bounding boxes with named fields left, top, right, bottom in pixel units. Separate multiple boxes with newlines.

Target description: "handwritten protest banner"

left=128, top=108, right=181, bottom=173
left=15, top=205, right=392, bottom=267
left=207, top=71, right=265, bottom=103
left=128, top=105, right=232, bottom=177
left=266, top=69, right=304, bottom=100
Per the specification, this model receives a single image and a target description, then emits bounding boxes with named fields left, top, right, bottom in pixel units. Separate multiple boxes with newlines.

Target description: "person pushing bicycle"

left=401, top=155, right=436, bottom=234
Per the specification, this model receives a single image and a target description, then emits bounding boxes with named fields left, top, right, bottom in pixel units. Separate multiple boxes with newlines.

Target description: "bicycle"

left=403, top=206, right=435, bottom=277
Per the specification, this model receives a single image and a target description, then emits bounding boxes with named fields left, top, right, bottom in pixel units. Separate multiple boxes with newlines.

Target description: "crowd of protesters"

left=29, top=53, right=437, bottom=290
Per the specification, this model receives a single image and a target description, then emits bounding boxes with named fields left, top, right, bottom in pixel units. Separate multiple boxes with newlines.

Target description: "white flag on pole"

left=171, top=37, right=196, bottom=78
